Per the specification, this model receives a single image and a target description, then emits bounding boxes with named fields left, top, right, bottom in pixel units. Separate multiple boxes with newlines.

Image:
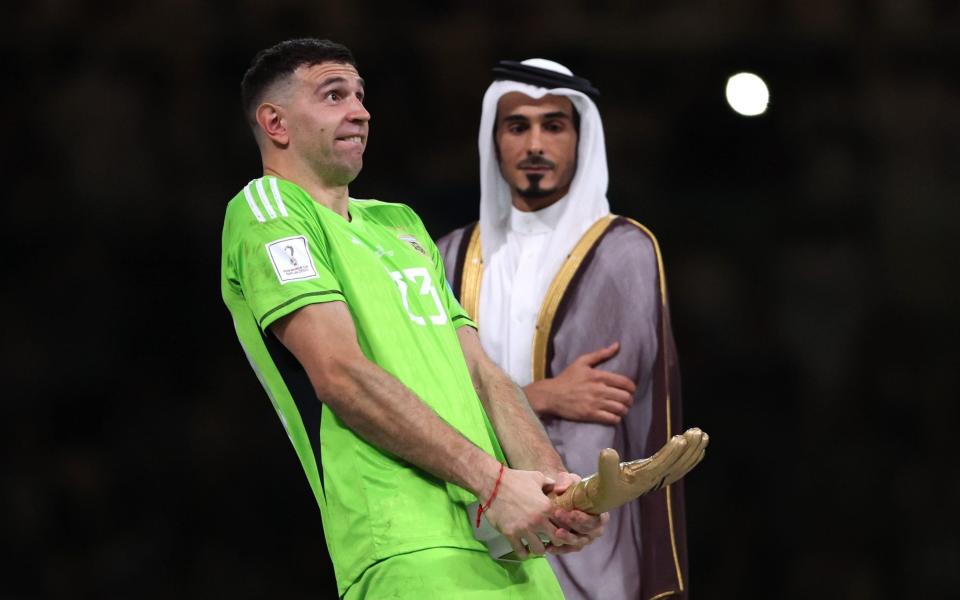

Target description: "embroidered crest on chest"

left=398, top=234, right=427, bottom=256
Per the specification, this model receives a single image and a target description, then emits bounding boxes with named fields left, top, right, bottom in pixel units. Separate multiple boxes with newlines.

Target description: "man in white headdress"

left=437, top=59, right=690, bottom=600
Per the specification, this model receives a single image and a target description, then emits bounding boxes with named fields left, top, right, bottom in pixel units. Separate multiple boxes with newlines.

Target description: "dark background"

left=5, top=1, right=959, bottom=598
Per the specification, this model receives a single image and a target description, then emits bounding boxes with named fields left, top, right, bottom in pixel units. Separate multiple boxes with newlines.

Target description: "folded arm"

left=523, top=341, right=637, bottom=425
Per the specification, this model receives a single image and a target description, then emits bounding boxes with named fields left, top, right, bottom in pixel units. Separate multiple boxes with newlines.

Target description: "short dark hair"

left=240, top=38, right=357, bottom=126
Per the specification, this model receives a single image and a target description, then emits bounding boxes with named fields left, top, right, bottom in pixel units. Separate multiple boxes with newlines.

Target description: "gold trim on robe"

left=531, top=215, right=618, bottom=382
left=461, top=224, right=483, bottom=322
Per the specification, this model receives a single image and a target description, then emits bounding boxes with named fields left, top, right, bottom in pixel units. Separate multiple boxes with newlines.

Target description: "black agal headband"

left=491, top=60, right=600, bottom=100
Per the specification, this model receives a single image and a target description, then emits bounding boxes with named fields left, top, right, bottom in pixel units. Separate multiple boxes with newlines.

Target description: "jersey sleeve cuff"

left=451, top=314, right=477, bottom=331
left=258, top=290, right=346, bottom=330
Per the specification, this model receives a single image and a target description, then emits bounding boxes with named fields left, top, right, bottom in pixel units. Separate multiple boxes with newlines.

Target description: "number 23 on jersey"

left=389, top=267, right=447, bottom=326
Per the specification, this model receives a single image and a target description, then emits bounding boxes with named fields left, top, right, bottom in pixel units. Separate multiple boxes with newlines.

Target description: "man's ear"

left=256, top=103, right=289, bottom=146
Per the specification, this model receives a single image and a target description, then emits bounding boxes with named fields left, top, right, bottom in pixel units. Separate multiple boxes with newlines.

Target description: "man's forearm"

left=314, top=358, right=502, bottom=500
left=474, top=363, right=565, bottom=476
left=271, top=303, right=503, bottom=501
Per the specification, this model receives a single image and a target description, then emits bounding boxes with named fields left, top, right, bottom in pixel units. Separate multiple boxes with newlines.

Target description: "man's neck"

left=263, top=163, right=351, bottom=220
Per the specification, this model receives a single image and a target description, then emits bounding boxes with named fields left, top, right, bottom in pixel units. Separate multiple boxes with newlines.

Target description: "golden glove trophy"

left=470, top=428, right=709, bottom=559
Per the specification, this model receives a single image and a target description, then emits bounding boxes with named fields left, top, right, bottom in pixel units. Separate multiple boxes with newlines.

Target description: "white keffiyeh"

left=477, top=59, right=611, bottom=385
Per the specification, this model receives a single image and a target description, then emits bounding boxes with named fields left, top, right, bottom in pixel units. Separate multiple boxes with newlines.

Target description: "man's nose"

left=526, top=127, right=543, bottom=155
left=348, top=97, right=370, bottom=122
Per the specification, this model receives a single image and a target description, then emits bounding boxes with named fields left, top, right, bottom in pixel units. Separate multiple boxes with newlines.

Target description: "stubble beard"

left=313, top=149, right=363, bottom=187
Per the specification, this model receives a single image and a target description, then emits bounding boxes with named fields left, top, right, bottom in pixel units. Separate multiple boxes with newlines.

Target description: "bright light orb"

left=725, top=72, right=769, bottom=117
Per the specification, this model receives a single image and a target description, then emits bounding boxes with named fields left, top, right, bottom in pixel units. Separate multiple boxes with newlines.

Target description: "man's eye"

left=508, top=124, right=526, bottom=134
left=327, top=91, right=341, bottom=101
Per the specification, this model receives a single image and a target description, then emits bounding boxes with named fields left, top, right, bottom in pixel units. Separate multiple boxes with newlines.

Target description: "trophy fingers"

left=664, top=447, right=700, bottom=486
left=597, top=448, right=622, bottom=485
left=651, top=434, right=688, bottom=474
left=664, top=428, right=709, bottom=486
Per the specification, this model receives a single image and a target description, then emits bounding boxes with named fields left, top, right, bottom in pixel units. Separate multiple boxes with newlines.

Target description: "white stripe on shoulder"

left=243, top=183, right=266, bottom=223
left=254, top=178, right=278, bottom=219
left=268, top=177, right=289, bottom=217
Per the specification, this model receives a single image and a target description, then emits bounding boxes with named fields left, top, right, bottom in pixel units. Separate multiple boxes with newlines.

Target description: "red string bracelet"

left=475, top=463, right=505, bottom=528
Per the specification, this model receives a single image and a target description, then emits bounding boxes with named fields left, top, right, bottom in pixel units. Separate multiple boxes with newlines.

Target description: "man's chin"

left=325, top=161, right=363, bottom=186
left=517, top=185, right=557, bottom=200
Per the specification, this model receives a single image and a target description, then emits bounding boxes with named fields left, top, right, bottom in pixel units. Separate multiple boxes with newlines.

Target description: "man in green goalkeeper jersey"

left=221, top=38, right=607, bottom=598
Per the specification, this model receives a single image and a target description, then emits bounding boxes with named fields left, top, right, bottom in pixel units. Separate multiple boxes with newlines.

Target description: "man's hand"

left=482, top=469, right=608, bottom=559
left=544, top=472, right=607, bottom=555
left=547, top=509, right=609, bottom=555
left=523, top=342, right=636, bottom=424
left=481, top=468, right=568, bottom=559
